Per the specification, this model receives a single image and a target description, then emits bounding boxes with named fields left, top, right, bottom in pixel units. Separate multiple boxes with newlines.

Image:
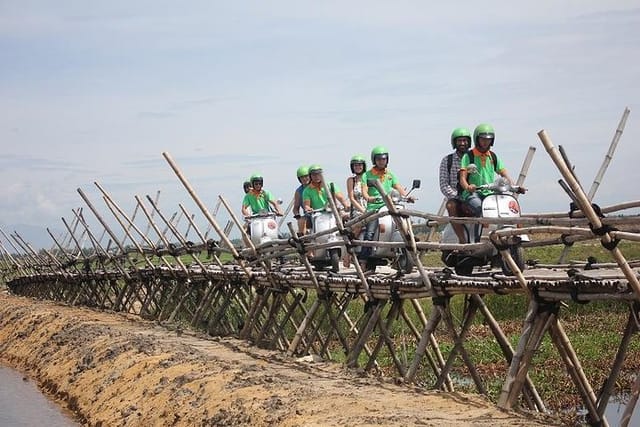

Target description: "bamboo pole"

left=346, top=299, right=386, bottom=368
left=588, top=107, right=630, bottom=200
left=621, top=367, right=640, bottom=427
left=162, top=151, right=251, bottom=276
left=538, top=130, right=640, bottom=299
left=558, top=108, right=630, bottom=263
left=549, top=318, right=608, bottom=427
left=369, top=179, right=432, bottom=290
left=472, top=294, right=546, bottom=412
left=321, top=177, right=374, bottom=298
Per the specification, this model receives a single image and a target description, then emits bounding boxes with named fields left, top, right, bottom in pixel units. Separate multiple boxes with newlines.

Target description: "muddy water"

left=0, top=365, right=77, bottom=426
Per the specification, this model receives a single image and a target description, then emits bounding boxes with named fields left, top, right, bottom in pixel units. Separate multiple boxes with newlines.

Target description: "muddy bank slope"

left=0, top=292, right=557, bottom=426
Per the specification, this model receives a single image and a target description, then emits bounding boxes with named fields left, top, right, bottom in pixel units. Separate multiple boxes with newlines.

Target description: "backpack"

left=447, top=150, right=498, bottom=194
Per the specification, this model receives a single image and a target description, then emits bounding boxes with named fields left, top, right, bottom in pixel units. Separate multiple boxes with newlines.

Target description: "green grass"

left=414, top=238, right=640, bottom=415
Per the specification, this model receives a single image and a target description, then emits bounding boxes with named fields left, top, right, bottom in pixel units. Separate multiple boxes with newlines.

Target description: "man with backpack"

left=439, top=127, right=471, bottom=243
left=459, top=123, right=525, bottom=217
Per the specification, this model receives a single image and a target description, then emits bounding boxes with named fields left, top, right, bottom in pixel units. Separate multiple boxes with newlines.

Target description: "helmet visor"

left=477, top=133, right=494, bottom=140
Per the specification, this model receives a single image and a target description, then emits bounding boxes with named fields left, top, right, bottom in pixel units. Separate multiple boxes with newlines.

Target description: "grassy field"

left=417, top=237, right=640, bottom=420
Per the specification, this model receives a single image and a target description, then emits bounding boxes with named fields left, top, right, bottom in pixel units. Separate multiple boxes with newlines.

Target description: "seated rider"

left=439, top=127, right=471, bottom=243
left=302, top=164, right=350, bottom=216
left=358, top=146, right=414, bottom=270
left=459, top=123, right=525, bottom=217
left=292, top=165, right=311, bottom=236
left=242, top=173, right=283, bottom=218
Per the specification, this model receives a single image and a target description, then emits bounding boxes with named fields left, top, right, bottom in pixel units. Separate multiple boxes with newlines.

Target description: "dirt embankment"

left=0, top=291, right=558, bottom=426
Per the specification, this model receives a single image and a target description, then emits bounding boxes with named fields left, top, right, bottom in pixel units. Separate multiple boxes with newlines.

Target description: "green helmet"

left=473, top=123, right=495, bottom=147
left=349, top=155, right=367, bottom=174
left=308, top=164, right=323, bottom=174
left=370, top=145, right=389, bottom=164
left=250, top=173, right=263, bottom=185
left=296, top=165, right=309, bottom=178
left=450, top=127, right=472, bottom=149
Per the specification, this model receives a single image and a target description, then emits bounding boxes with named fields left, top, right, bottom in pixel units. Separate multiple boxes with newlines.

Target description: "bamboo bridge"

left=2, top=123, right=640, bottom=426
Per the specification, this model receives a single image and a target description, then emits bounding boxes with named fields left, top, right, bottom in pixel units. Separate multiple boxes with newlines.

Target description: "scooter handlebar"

left=244, top=212, right=278, bottom=220
left=475, top=183, right=523, bottom=194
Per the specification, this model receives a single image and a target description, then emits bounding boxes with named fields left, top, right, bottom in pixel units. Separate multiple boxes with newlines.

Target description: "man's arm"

left=270, top=199, right=283, bottom=215
left=459, top=169, right=475, bottom=193
left=293, top=191, right=302, bottom=217
left=439, top=156, right=457, bottom=199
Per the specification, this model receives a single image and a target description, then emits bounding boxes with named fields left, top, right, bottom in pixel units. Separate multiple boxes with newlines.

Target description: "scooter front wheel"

left=397, top=249, right=414, bottom=274
left=330, top=249, right=340, bottom=273
left=501, top=244, right=525, bottom=275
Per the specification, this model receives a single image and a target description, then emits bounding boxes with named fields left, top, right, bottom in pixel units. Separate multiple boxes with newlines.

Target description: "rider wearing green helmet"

left=242, top=172, right=283, bottom=217
left=344, top=155, right=368, bottom=267
left=302, top=164, right=349, bottom=212
left=293, top=165, right=312, bottom=234
left=473, top=123, right=495, bottom=147
left=347, top=154, right=367, bottom=217
left=362, top=145, right=412, bottom=212
left=459, top=123, right=524, bottom=217
left=439, top=127, right=472, bottom=243
left=358, top=145, right=414, bottom=270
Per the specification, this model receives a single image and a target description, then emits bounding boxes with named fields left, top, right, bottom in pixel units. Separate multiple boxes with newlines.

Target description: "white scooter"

left=245, top=211, right=280, bottom=247
left=307, top=207, right=344, bottom=273
left=440, top=176, right=527, bottom=276
left=358, top=179, right=420, bottom=274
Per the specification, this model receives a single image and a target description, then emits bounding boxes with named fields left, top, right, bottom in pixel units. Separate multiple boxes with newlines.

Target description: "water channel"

left=0, top=365, right=77, bottom=427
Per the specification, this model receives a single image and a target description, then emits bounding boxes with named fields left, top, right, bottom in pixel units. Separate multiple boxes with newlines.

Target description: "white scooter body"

left=247, top=212, right=279, bottom=247
left=441, top=177, right=527, bottom=275
left=309, top=208, right=344, bottom=272
left=358, top=179, right=420, bottom=274
left=367, top=203, right=408, bottom=259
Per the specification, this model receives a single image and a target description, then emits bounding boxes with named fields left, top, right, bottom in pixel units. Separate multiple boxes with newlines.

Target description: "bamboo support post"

left=539, top=130, right=640, bottom=299
left=346, top=300, right=386, bottom=368
left=549, top=318, right=608, bottom=427
left=321, top=178, right=373, bottom=299
left=369, top=179, right=432, bottom=290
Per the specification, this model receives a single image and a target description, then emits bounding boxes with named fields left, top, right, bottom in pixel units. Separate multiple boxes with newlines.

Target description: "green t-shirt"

left=460, top=149, right=505, bottom=199
left=242, top=189, right=274, bottom=214
left=361, top=168, right=399, bottom=211
left=302, top=182, right=342, bottom=210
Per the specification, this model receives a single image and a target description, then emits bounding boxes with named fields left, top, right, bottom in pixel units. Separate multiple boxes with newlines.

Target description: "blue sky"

left=1, top=1, right=639, bottom=246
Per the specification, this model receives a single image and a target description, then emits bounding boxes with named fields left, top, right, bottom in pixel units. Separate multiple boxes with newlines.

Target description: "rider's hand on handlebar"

left=467, top=184, right=476, bottom=192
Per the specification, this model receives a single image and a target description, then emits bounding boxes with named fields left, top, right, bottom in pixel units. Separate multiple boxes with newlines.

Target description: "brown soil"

left=0, top=291, right=559, bottom=426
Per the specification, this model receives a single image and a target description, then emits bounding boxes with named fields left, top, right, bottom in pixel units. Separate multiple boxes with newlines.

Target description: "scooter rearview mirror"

left=412, top=179, right=421, bottom=190
left=367, top=179, right=377, bottom=187
left=467, top=164, right=478, bottom=175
